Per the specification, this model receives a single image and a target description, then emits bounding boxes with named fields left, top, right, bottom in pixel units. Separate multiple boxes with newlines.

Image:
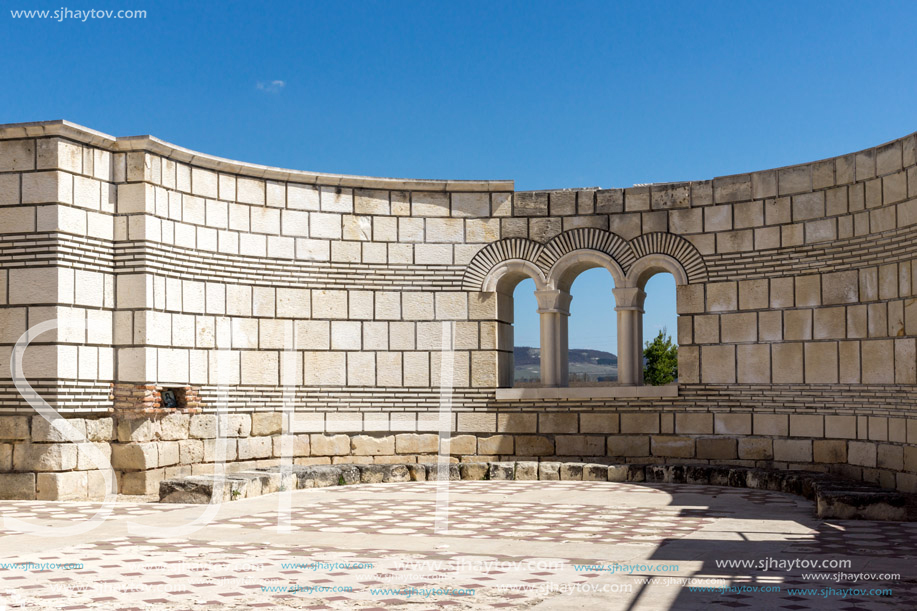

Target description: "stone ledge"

left=158, top=461, right=912, bottom=521
left=494, top=385, right=678, bottom=401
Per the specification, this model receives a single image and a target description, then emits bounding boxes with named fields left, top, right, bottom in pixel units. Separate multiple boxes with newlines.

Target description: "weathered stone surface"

left=395, top=433, right=439, bottom=454
left=351, top=435, right=395, bottom=456
left=86, top=418, right=114, bottom=442
left=559, top=463, right=584, bottom=480
left=158, top=413, right=190, bottom=441
left=582, top=463, right=608, bottom=481
left=252, top=412, right=283, bottom=436
left=189, top=415, right=217, bottom=439
left=459, top=462, right=488, bottom=480
left=0, top=473, right=36, bottom=499
left=488, top=461, right=514, bottom=480
left=14, top=443, right=78, bottom=471
left=294, top=465, right=342, bottom=488
left=32, top=417, right=87, bottom=443
left=514, top=461, right=538, bottom=480
left=310, top=434, right=351, bottom=456
left=218, top=414, right=252, bottom=438
left=407, top=464, right=427, bottom=481
left=607, top=465, right=628, bottom=482
left=425, top=463, right=460, bottom=481
left=117, top=418, right=160, bottom=443
left=0, top=416, right=30, bottom=440
left=382, top=464, right=410, bottom=482
left=111, top=442, right=158, bottom=471
left=538, top=462, right=560, bottom=481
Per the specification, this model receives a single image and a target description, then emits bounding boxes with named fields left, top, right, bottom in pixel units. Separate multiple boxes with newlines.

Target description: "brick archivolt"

left=464, top=228, right=706, bottom=291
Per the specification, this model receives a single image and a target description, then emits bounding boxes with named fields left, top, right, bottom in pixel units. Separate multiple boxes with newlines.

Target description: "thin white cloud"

left=257, top=80, right=286, bottom=94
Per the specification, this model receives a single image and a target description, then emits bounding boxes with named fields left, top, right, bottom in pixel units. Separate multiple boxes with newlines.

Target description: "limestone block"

left=76, top=442, right=112, bottom=471
left=514, top=192, right=548, bottom=216
left=37, top=471, right=87, bottom=501
left=738, top=438, right=773, bottom=460
left=773, top=439, right=812, bottom=462
left=538, top=461, right=560, bottom=480
left=754, top=414, right=788, bottom=436
left=721, top=312, right=757, bottom=342
left=0, top=473, right=36, bottom=500
left=651, top=436, right=695, bottom=458
left=714, top=414, right=751, bottom=436
left=701, top=345, right=735, bottom=383
left=111, top=443, right=158, bottom=471
left=878, top=445, right=903, bottom=470
left=579, top=414, right=618, bottom=435
left=351, top=435, right=394, bottom=456
left=84, top=418, right=113, bottom=442
left=737, top=344, right=770, bottom=383
left=252, top=412, right=283, bottom=436
left=769, top=277, right=794, bottom=308
left=532, top=413, right=574, bottom=434
left=203, top=438, right=237, bottom=462
left=559, top=463, right=584, bottom=480
left=772, top=343, right=803, bottom=383
left=459, top=462, right=487, bottom=480
left=804, top=342, right=838, bottom=383
left=848, top=441, right=877, bottom=468
left=496, top=413, right=537, bottom=434
left=692, top=315, right=717, bottom=344
left=14, top=442, right=78, bottom=472
left=861, top=340, right=894, bottom=383
left=675, top=413, right=713, bottom=435
left=867, top=303, right=887, bottom=337
left=714, top=174, right=752, bottom=203
left=445, top=435, right=476, bottom=455
left=159, top=413, right=190, bottom=441
left=669, top=208, right=702, bottom=234
left=0, top=443, right=10, bottom=471
left=620, top=413, right=658, bottom=434
left=706, top=282, right=737, bottom=312
left=189, top=415, right=217, bottom=439
left=793, top=192, right=824, bottom=220
left=0, top=416, right=30, bottom=440
left=179, top=439, right=204, bottom=464
left=825, top=416, right=857, bottom=439
left=696, top=438, right=737, bottom=460
left=513, top=461, right=538, bottom=480
left=237, top=437, right=273, bottom=460
left=395, top=433, right=438, bottom=454
left=607, top=435, right=649, bottom=457
left=737, top=279, right=768, bottom=310
left=116, top=417, right=160, bottom=443
left=514, top=435, right=554, bottom=456
left=218, top=414, right=252, bottom=438
left=822, top=270, right=859, bottom=305
left=120, top=468, right=165, bottom=496
left=779, top=165, right=812, bottom=195
left=814, top=440, right=846, bottom=463
left=795, top=275, right=821, bottom=307
left=159, top=441, right=180, bottom=466
left=895, top=338, right=917, bottom=384
left=704, top=204, right=732, bottom=231
left=555, top=435, right=604, bottom=456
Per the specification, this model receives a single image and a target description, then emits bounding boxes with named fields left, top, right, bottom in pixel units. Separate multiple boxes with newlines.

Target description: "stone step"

left=158, top=461, right=914, bottom=521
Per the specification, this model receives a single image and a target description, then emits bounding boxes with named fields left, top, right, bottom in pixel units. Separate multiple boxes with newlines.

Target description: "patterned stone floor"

left=0, top=480, right=915, bottom=610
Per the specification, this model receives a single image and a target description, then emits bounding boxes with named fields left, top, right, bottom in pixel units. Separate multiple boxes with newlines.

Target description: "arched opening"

left=512, top=278, right=540, bottom=387
left=568, top=268, right=618, bottom=385
left=480, top=259, right=547, bottom=388
left=642, top=272, right=679, bottom=385
left=625, top=255, right=687, bottom=386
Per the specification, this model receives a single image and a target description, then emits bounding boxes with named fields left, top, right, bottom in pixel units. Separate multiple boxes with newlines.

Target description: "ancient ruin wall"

left=0, top=120, right=915, bottom=499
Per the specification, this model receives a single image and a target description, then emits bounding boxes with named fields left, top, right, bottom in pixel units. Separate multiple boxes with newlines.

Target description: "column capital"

left=534, top=289, right=572, bottom=315
left=613, top=287, right=646, bottom=311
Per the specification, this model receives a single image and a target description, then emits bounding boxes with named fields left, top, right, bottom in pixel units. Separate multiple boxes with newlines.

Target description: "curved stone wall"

left=0, top=119, right=915, bottom=499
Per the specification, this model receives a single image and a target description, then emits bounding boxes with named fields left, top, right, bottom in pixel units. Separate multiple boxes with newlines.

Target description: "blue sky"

left=3, top=1, right=915, bottom=351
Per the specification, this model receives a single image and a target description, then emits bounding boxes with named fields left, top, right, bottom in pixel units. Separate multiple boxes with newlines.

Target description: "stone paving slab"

left=1, top=481, right=916, bottom=610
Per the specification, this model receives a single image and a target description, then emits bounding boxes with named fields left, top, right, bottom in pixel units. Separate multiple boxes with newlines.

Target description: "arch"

left=481, top=259, right=547, bottom=293
left=537, top=228, right=635, bottom=276
left=462, top=238, right=544, bottom=291
left=628, top=232, right=707, bottom=284
left=626, top=254, right=689, bottom=289
left=547, top=250, right=626, bottom=292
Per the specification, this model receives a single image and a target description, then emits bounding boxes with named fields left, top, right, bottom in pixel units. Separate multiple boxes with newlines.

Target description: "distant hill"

left=514, top=346, right=617, bottom=383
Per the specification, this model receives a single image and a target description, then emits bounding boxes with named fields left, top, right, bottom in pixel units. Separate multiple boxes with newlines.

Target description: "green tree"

left=643, top=328, right=678, bottom=385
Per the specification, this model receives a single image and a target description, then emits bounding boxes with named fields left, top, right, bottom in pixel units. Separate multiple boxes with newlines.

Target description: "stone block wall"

left=1, top=120, right=917, bottom=499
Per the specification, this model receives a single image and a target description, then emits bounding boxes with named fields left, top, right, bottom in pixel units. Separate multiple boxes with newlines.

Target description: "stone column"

left=534, top=289, right=572, bottom=387
left=613, top=287, right=647, bottom=386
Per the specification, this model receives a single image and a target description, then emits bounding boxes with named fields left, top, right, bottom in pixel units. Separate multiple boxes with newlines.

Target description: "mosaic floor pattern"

left=0, top=480, right=915, bottom=610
